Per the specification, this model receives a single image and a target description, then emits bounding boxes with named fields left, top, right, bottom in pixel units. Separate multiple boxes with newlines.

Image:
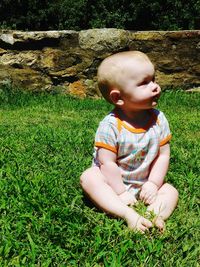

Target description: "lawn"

left=0, top=86, right=199, bottom=266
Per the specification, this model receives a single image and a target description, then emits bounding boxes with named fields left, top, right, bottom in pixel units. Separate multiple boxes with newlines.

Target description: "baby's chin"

left=151, top=96, right=160, bottom=106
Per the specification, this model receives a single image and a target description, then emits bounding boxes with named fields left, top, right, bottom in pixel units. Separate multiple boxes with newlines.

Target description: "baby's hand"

left=140, top=181, right=158, bottom=204
left=119, top=191, right=137, bottom=206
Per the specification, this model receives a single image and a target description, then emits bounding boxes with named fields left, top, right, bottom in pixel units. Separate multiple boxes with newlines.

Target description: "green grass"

left=0, top=86, right=199, bottom=266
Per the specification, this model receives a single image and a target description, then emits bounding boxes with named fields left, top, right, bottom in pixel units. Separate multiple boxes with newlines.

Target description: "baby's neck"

left=115, top=108, right=152, bottom=128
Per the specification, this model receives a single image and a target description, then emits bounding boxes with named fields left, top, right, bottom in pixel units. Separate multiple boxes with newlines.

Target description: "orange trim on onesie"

left=95, top=142, right=117, bottom=153
left=160, top=134, right=172, bottom=146
left=120, top=122, right=147, bottom=133
left=116, top=118, right=122, bottom=132
left=115, top=110, right=158, bottom=133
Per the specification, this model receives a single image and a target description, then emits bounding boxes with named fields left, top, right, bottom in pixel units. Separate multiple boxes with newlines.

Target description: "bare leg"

left=147, top=183, right=178, bottom=230
left=80, top=167, right=152, bottom=232
left=118, top=191, right=137, bottom=206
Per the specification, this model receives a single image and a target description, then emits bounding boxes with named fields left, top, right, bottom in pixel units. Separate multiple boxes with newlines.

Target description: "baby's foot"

left=153, top=216, right=165, bottom=232
left=124, top=208, right=152, bottom=233
left=119, top=191, right=137, bottom=206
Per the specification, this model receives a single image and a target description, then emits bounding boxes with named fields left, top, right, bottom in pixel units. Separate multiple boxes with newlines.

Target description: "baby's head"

left=97, top=51, right=155, bottom=105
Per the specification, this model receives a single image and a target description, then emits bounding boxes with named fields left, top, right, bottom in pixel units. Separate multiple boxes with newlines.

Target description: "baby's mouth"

left=153, top=96, right=159, bottom=102
left=152, top=94, right=160, bottom=105
left=153, top=93, right=161, bottom=102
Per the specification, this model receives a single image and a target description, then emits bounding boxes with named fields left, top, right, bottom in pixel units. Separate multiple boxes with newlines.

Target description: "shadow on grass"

left=82, top=192, right=107, bottom=215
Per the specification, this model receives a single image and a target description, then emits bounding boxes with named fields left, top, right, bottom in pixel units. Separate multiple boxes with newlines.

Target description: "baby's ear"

left=109, top=89, right=124, bottom=106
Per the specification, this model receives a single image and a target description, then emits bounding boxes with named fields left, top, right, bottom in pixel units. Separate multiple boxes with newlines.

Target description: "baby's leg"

left=118, top=190, right=137, bottom=206
left=80, top=167, right=152, bottom=232
left=147, top=183, right=178, bottom=230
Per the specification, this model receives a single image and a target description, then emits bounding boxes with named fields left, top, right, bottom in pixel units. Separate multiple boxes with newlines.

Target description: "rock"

left=155, top=71, right=199, bottom=88
left=1, top=51, right=39, bottom=68
left=129, top=31, right=166, bottom=41
left=0, top=48, right=7, bottom=55
left=186, top=87, right=200, bottom=92
left=84, top=79, right=101, bottom=98
left=39, top=48, right=83, bottom=71
left=0, top=30, right=77, bottom=45
left=67, top=80, right=86, bottom=97
left=79, top=28, right=129, bottom=53
left=0, top=66, right=52, bottom=91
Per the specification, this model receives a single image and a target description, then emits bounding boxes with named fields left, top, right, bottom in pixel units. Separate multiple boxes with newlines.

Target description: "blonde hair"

left=97, top=51, right=151, bottom=103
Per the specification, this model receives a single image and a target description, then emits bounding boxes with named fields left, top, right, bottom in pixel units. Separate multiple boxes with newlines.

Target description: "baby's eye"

left=139, top=76, right=155, bottom=86
left=138, top=80, right=149, bottom=86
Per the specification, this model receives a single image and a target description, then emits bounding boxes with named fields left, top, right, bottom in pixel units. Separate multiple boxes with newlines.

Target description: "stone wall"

left=0, top=29, right=199, bottom=97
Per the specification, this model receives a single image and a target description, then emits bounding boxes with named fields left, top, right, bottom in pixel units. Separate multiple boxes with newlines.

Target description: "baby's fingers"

left=140, top=190, right=150, bottom=203
left=145, top=194, right=157, bottom=204
left=139, top=189, right=146, bottom=201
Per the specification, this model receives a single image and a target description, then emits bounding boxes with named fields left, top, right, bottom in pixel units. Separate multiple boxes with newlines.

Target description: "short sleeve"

left=158, top=111, right=172, bottom=146
left=95, top=121, right=118, bottom=153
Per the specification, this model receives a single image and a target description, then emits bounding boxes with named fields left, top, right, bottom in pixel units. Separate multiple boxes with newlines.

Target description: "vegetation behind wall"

left=0, top=0, right=200, bottom=31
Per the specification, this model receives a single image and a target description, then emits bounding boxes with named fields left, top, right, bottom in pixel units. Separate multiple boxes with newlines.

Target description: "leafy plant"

left=0, top=0, right=199, bottom=30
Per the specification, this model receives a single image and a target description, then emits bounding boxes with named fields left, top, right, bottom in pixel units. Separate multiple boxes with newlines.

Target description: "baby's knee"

left=80, top=168, right=93, bottom=187
left=168, top=184, right=178, bottom=196
left=80, top=167, right=100, bottom=188
left=163, top=183, right=179, bottom=199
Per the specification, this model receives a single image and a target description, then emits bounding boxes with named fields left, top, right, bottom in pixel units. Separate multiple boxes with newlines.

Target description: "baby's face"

left=118, top=57, right=161, bottom=112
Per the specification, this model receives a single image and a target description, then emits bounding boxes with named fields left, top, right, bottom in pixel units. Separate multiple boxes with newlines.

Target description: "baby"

left=80, top=51, right=178, bottom=233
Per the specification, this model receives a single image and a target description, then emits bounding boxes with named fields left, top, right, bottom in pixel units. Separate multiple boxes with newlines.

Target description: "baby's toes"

left=141, top=217, right=153, bottom=228
left=154, top=217, right=165, bottom=231
left=136, top=217, right=153, bottom=233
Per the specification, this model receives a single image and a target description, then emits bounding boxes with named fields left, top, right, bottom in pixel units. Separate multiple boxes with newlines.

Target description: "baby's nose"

left=150, top=81, right=160, bottom=93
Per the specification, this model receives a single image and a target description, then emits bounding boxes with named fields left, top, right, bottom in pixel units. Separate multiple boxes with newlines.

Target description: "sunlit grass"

left=0, top=86, right=199, bottom=266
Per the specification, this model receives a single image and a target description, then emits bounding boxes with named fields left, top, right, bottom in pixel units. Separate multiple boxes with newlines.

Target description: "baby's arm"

left=140, top=143, right=170, bottom=204
left=98, top=148, right=137, bottom=205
